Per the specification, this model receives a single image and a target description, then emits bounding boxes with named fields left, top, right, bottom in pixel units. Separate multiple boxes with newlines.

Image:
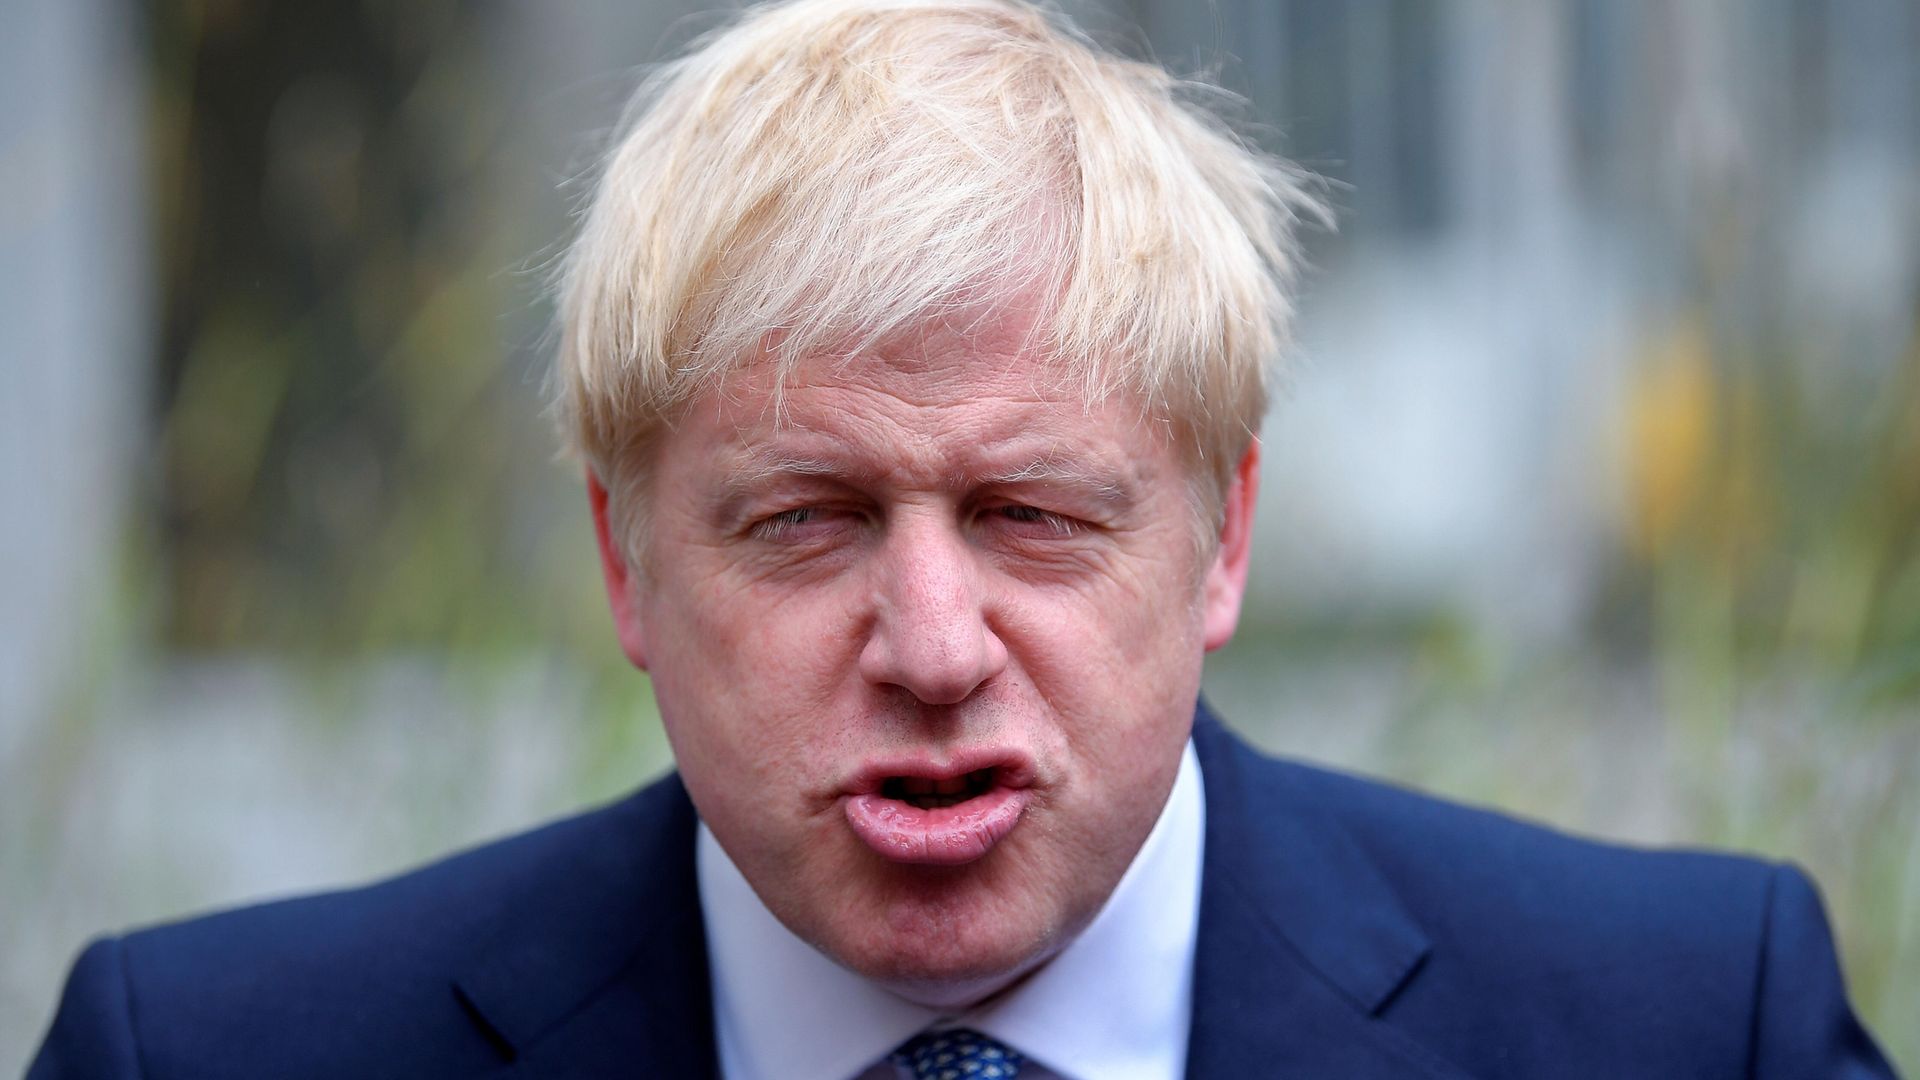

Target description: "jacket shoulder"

left=1251, top=749, right=1774, bottom=983
left=1228, top=746, right=1892, bottom=1073
left=1264, top=752, right=1780, bottom=961
left=33, top=774, right=692, bottom=1080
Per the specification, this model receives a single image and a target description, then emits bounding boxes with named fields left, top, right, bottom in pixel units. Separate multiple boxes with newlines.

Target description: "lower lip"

left=843, top=785, right=1031, bottom=866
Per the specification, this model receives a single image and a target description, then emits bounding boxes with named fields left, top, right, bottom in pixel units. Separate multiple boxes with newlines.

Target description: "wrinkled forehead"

left=693, top=332, right=1166, bottom=484
left=679, top=276, right=1126, bottom=430
left=724, top=300, right=1075, bottom=407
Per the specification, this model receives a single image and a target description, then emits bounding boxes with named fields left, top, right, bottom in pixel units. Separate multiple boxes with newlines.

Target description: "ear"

left=1202, top=440, right=1260, bottom=652
left=587, top=469, right=650, bottom=670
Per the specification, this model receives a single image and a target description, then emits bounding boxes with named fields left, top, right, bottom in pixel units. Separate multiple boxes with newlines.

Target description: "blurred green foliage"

left=147, top=0, right=613, bottom=664
left=1623, top=312, right=1920, bottom=1064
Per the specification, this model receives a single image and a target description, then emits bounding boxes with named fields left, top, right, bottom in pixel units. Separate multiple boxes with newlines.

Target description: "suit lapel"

left=455, top=775, right=720, bottom=1078
left=1186, top=706, right=1480, bottom=1080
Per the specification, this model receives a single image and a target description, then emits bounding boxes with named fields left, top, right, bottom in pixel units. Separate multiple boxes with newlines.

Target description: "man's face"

left=592, top=309, right=1256, bottom=1004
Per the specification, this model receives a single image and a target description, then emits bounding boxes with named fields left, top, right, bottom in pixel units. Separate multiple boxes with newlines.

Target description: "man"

left=30, top=0, right=1895, bottom=1077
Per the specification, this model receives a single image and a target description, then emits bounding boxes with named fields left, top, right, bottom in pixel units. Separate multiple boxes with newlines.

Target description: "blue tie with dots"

left=891, top=1027, right=1026, bottom=1080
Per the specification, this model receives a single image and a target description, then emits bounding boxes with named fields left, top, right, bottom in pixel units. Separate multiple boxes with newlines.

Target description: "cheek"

left=1011, top=552, right=1206, bottom=682
left=662, top=567, right=847, bottom=678
left=649, top=579, right=866, bottom=775
left=996, top=581, right=1204, bottom=782
left=1007, top=549, right=1206, bottom=747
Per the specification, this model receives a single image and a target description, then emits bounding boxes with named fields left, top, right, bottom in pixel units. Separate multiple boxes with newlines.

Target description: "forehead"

left=687, top=327, right=1165, bottom=491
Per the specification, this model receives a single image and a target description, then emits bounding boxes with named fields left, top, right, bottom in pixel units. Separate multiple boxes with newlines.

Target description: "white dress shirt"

left=696, top=740, right=1205, bottom=1080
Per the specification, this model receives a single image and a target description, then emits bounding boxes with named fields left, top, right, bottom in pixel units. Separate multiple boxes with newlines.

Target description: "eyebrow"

left=716, top=453, right=864, bottom=502
left=714, top=448, right=1137, bottom=509
left=976, top=458, right=1134, bottom=508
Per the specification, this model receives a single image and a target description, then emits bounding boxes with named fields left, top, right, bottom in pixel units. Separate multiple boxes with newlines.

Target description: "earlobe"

left=588, top=470, right=650, bottom=670
left=1201, top=441, right=1260, bottom=652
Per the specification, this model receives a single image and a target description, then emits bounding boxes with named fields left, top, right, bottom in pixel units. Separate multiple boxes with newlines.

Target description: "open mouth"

left=843, top=755, right=1034, bottom=866
left=880, top=767, right=999, bottom=810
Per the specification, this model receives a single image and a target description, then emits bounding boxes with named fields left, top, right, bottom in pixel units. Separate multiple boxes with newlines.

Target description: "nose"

left=858, top=517, right=1008, bottom=705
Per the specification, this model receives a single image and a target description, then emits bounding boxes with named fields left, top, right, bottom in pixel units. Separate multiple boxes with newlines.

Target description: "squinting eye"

left=993, top=504, right=1079, bottom=537
left=752, top=507, right=825, bottom=540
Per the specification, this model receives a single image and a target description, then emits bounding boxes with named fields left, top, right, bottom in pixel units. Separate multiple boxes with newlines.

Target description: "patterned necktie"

left=891, top=1027, right=1026, bottom=1080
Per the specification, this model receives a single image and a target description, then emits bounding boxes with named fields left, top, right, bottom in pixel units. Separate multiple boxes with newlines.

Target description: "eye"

left=751, top=506, right=835, bottom=541
left=987, top=503, right=1080, bottom=538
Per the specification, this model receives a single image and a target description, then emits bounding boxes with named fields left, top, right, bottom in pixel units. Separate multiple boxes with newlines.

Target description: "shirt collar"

left=697, top=739, right=1205, bottom=1080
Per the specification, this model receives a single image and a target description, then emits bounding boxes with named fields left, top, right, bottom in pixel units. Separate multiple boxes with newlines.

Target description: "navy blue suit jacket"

left=30, top=706, right=1896, bottom=1078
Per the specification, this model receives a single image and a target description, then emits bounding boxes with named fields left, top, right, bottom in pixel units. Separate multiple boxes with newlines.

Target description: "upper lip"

left=843, top=747, right=1036, bottom=796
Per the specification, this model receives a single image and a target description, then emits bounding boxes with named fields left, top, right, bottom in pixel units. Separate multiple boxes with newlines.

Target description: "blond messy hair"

left=554, top=0, right=1325, bottom=558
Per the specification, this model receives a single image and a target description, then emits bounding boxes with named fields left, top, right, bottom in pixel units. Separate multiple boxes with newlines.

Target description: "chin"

left=842, top=927, right=1059, bottom=1009
left=806, top=870, right=1079, bottom=1006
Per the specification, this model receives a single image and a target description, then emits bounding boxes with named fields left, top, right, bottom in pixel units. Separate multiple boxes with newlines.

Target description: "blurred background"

left=4, top=0, right=1917, bottom=1070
